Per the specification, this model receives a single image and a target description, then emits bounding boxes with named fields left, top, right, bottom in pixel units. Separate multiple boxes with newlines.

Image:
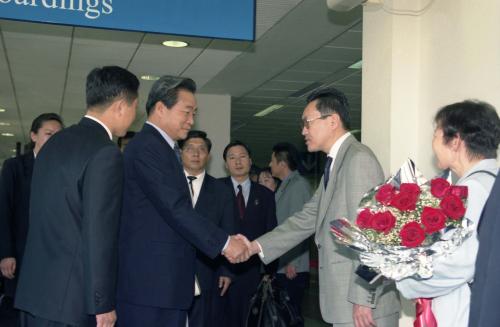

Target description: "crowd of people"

left=0, top=65, right=499, bottom=327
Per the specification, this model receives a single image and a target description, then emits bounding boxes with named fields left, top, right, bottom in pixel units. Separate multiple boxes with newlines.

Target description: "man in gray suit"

left=242, top=88, right=400, bottom=327
left=269, top=142, right=313, bottom=326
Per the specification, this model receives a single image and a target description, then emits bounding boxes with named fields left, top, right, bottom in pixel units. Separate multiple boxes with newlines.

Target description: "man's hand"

left=218, top=276, right=231, bottom=296
left=353, top=304, right=376, bottom=327
left=223, top=234, right=250, bottom=263
left=285, top=264, right=297, bottom=280
left=246, top=239, right=262, bottom=257
left=0, top=257, right=16, bottom=279
left=96, top=310, right=117, bottom=327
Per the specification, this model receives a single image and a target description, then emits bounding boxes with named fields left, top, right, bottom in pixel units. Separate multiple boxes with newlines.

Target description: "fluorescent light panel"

left=254, top=104, right=284, bottom=117
left=141, top=75, right=160, bottom=81
left=162, top=40, right=189, bottom=48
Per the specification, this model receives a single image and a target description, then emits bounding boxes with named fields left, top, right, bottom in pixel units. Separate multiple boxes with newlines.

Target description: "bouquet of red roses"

left=330, top=159, right=474, bottom=281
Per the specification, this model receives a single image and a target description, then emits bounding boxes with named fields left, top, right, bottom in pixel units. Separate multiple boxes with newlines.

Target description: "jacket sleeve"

left=81, top=146, right=123, bottom=315
left=257, top=185, right=321, bottom=265
left=0, top=159, right=16, bottom=260
left=132, top=144, right=228, bottom=259
left=217, top=185, right=237, bottom=279
left=264, top=192, right=279, bottom=275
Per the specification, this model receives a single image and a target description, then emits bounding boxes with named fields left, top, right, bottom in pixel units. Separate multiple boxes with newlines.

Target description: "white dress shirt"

left=184, top=170, right=206, bottom=207
left=84, top=115, right=112, bottom=140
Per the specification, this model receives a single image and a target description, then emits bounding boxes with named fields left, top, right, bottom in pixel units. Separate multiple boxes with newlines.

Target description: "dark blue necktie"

left=173, top=143, right=182, bottom=164
left=324, top=156, right=333, bottom=189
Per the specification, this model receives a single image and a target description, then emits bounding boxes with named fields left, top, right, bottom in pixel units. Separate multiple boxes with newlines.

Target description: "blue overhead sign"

left=0, top=0, right=255, bottom=41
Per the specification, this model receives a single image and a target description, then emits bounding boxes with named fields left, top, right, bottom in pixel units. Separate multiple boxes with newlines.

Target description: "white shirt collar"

left=146, top=121, right=176, bottom=149
left=328, top=132, right=351, bottom=162
left=84, top=115, right=113, bottom=140
left=184, top=170, right=206, bottom=206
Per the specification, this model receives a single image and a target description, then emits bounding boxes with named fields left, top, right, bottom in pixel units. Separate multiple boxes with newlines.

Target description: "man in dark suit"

left=469, top=173, right=500, bottom=327
left=14, top=66, right=140, bottom=327
left=116, top=76, right=249, bottom=327
left=220, top=141, right=277, bottom=327
left=178, top=130, right=236, bottom=327
left=0, top=113, right=63, bottom=326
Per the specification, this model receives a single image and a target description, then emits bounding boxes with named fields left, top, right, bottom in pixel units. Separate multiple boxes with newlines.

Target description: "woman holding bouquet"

left=396, top=100, right=500, bottom=327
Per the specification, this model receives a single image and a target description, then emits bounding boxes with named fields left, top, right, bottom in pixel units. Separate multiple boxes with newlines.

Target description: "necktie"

left=324, top=156, right=333, bottom=189
left=173, top=143, right=182, bottom=164
left=236, top=184, right=245, bottom=219
left=187, top=176, right=197, bottom=196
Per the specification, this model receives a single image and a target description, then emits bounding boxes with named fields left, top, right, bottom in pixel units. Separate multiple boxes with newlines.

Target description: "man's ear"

left=30, top=131, right=37, bottom=143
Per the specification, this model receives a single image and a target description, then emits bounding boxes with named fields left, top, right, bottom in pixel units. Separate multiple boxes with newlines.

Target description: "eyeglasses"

left=301, top=114, right=332, bottom=129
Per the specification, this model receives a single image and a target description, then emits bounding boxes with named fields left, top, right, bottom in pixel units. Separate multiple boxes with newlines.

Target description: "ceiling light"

left=141, top=75, right=160, bottom=81
left=162, top=40, right=189, bottom=48
left=348, top=60, right=362, bottom=69
left=254, top=104, right=284, bottom=117
left=0, top=108, right=6, bottom=112
left=0, top=122, right=10, bottom=126
left=1, top=133, right=14, bottom=137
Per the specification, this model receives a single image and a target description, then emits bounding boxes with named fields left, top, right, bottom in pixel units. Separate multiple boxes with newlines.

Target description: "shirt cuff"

left=256, top=241, right=265, bottom=259
left=221, top=236, right=231, bottom=253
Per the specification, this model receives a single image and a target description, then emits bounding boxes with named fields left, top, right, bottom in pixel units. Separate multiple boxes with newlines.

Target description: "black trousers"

left=274, top=272, right=309, bottom=327
left=188, top=288, right=228, bottom=327
left=116, top=301, right=187, bottom=327
left=0, top=295, right=19, bottom=327
left=19, top=311, right=95, bottom=327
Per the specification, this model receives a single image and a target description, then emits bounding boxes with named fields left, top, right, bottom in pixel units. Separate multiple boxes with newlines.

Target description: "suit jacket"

left=15, top=118, right=123, bottom=326
left=116, top=124, right=228, bottom=311
left=274, top=170, right=312, bottom=274
left=257, top=135, right=400, bottom=324
left=0, top=152, right=34, bottom=297
left=469, top=172, right=500, bottom=327
left=220, top=178, right=278, bottom=276
left=193, top=174, right=236, bottom=291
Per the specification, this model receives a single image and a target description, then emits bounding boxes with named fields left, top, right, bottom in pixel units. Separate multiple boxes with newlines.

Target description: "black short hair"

left=86, top=66, right=139, bottom=109
left=435, top=100, right=500, bottom=159
left=223, top=140, right=252, bottom=161
left=117, top=131, right=136, bottom=147
left=145, top=76, right=196, bottom=115
left=306, top=87, right=351, bottom=130
left=178, top=130, right=212, bottom=153
left=29, top=113, right=64, bottom=149
left=272, top=142, right=301, bottom=171
left=30, top=113, right=63, bottom=134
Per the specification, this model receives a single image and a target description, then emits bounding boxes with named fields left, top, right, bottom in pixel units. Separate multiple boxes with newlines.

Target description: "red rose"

left=371, top=211, right=396, bottom=234
left=440, top=194, right=466, bottom=220
left=356, top=209, right=374, bottom=229
left=390, top=192, right=418, bottom=211
left=400, top=183, right=421, bottom=198
left=375, top=184, right=395, bottom=205
left=431, top=178, right=450, bottom=198
left=420, top=207, right=447, bottom=233
left=447, top=185, right=468, bottom=199
left=399, top=222, right=426, bottom=247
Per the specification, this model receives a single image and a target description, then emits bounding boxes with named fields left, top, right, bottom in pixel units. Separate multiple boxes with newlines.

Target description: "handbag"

left=245, top=277, right=303, bottom=327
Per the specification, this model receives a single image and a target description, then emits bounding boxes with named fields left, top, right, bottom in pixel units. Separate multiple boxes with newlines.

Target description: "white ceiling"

left=0, top=0, right=362, bottom=166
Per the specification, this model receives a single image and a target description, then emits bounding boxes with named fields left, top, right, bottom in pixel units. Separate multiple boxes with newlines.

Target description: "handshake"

left=222, top=234, right=261, bottom=264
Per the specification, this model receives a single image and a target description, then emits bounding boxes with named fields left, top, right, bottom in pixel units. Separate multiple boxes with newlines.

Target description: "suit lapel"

left=318, top=135, right=356, bottom=226
left=195, top=175, right=213, bottom=210
left=245, top=182, right=258, bottom=219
